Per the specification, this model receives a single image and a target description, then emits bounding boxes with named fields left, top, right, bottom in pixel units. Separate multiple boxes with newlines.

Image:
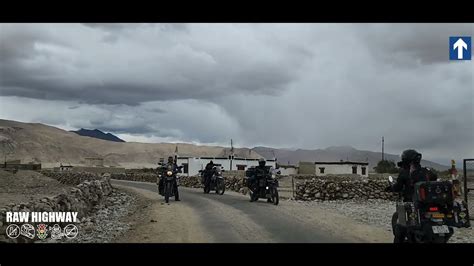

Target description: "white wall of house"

left=176, top=157, right=276, bottom=176
left=278, top=167, right=298, bottom=176
left=314, top=163, right=369, bottom=177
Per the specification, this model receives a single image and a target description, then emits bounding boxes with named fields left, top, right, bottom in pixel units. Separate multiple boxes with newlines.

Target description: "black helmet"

left=168, top=156, right=174, bottom=162
left=258, top=158, right=266, bottom=167
left=398, top=149, right=422, bottom=166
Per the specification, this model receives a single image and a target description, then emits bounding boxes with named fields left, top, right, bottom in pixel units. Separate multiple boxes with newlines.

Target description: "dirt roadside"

left=111, top=184, right=214, bottom=243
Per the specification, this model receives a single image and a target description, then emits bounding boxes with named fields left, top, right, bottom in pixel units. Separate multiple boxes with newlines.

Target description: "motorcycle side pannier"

left=414, top=181, right=453, bottom=204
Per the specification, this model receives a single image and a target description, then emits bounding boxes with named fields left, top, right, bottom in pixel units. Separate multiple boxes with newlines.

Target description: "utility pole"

left=174, top=144, right=178, bottom=165
left=230, top=139, right=234, bottom=171
left=382, top=136, right=385, bottom=161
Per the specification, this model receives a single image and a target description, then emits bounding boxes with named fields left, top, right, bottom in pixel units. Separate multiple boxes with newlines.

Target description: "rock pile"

left=41, top=171, right=102, bottom=185
left=179, top=175, right=249, bottom=194
left=50, top=189, right=137, bottom=243
left=0, top=177, right=113, bottom=243
left=110, top=173, right=157, bottom=183
left=179, top=175, right=202, bottom=188
left=295, top=176, right=397, bottom=201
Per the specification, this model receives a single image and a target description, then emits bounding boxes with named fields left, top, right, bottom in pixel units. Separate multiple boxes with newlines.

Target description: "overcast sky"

left=0, top=23, right=473, bottom=164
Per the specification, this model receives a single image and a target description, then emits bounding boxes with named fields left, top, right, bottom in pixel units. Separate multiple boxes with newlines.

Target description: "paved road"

left=111, top=179, right=349, bottom=243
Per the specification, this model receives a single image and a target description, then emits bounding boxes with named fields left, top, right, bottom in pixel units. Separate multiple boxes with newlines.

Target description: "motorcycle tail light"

left=429, top=207, right=439, bottom=212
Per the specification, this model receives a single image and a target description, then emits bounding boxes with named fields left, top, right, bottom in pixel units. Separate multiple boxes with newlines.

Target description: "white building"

left=277, top=164, right=298, bottom=176
left=314, top=161, right=369, bottom=177
left=176, top=156, right=276, bottom=176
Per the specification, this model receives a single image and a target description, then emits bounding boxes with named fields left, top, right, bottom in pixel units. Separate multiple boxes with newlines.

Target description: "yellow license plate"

left=432, top=213, right=445, bottom=219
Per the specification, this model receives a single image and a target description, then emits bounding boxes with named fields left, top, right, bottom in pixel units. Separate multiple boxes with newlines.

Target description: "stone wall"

left=0, top=173, right=113, bottom=243
left=41, top=171, right=103, bottom=185
left=295, top=176, right=397, bottom=201
left=109, top=172, right=157, bottom=183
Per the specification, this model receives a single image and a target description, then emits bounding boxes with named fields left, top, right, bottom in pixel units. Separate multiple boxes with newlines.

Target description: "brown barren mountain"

left=0, top=119, right=261, bottom=168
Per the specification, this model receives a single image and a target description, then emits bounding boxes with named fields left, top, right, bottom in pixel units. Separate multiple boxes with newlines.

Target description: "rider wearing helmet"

left=203, top=160, right=216, bottom=189
left=385, top=149, right=438, bottom=202
left=158, top=156, right=180, bottom=201
left=249, top=158, right=270, bottom=202
left=385, top=149, right=438, bottom=242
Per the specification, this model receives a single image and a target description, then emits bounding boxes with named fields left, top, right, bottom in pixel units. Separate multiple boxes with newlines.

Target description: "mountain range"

left=0, top=119, right=449, bottom=171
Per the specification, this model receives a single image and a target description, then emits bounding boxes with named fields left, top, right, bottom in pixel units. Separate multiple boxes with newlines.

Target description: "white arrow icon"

left=453, top=38, right=468, bottom=59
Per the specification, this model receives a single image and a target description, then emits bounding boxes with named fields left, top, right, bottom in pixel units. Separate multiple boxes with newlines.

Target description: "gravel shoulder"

left=298, top=199, right=474, bottom=243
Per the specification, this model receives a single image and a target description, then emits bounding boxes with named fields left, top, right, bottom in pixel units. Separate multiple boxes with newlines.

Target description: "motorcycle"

left=388, top=175, right=469, bottom=243
left=200, top=167, right=226, bottom=195
left=245, top=167, right=279, bottom=205
left=157, top=164, right=182, bottom=203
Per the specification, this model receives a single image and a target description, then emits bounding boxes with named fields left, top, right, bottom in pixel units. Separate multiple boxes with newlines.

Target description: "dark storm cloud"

left=0, top=24, right=306, bottom=105
left=356, top=24, right=474, bottom=66
left=0, top=23, right=472, bottom=164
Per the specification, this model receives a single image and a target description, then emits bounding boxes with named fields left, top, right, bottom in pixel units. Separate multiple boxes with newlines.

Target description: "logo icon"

left=36, top=224, right=48, bottom=240
left=6, top=224, right=20, bottom=239
left=450, top=36, right=471, bottom=60
left=50, top=224, right=63, bottom=240
left=63, top=224, right=78, bottom=239
left=20, top=224, right=35, bottom=239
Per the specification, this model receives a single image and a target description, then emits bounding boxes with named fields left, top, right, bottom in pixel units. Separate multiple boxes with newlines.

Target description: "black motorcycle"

left=388, top=176, right=469, bottom=243
left=199, top=167, right=226, bottom=195
left=245, top=168, right=279, bottom=205
left=158, top=165, right=182, bottom=203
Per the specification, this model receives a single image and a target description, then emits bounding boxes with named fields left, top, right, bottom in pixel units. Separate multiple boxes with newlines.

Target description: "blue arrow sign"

left=450, top=36, right=471, bottom=60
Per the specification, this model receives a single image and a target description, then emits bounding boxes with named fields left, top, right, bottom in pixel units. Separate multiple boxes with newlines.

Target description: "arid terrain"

left=0, top=119, right=261, bottom=167
left=0, top=170, right=72, bottom=207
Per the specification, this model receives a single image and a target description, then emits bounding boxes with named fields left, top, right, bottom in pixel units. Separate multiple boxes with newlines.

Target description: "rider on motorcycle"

left=203, top=160, right=216, bottom=187
left=384, top=149, right=437, bottom=241
left=249, top=158, right=270, bottom=202
left=385, top=149, right=438, bottom=201
left=158, top=156, right=180, bottom=201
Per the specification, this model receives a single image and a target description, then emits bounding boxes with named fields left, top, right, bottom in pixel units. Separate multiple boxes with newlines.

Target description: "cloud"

left=0, top=23, right=473, bottom=164
left=356, top=23, right=474, bottom=66
left=0, top=23, right=310, bottom=105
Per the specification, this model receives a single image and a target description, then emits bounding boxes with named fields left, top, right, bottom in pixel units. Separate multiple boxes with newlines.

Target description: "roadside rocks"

left=41, top=171, right=102, bottom=186
left=0, top=176, right=113, bottom=243
left=55, top=189, right=137, bottom=243
left=295, top=176, right=398, bottom=201
left=179, top=175, right=247, bottom=193
left=110, top=173, right=157, bottom=183
left=179, top=176, right=201, bottom=188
